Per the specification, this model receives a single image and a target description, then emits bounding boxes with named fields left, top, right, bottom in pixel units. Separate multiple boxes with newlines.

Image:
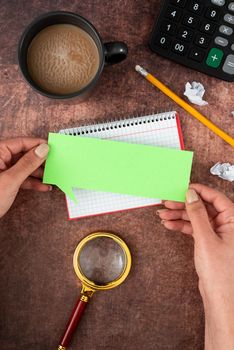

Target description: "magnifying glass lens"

left=78, top=237, right=127, bottom=285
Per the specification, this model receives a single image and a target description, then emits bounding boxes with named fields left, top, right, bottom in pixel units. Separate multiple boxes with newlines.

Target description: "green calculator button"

left=206, top=48, right=224, bottom=68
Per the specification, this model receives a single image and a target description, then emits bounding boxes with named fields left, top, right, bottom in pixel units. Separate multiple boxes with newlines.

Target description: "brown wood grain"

left=0, top=1, right=233, bottom=349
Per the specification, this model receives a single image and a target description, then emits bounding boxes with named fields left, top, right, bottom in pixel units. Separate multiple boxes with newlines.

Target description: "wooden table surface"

left=0, top=1, right=233, bottom=349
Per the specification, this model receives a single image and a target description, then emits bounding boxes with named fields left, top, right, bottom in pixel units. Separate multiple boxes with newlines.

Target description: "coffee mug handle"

left=103, top=42, right=128, bottom=65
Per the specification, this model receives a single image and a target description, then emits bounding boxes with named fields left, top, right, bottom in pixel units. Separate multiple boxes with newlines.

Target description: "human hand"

left=0, top=137, right=50, bottom=218
left=157, top=184, right=234, bottom=350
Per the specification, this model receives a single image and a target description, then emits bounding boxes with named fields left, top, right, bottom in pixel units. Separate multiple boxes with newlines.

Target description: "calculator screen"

left=149, top=0, right=234, bottom=82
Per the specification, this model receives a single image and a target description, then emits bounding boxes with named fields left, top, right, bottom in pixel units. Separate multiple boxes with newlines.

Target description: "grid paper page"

left=60, top=111, right=182, bottom=219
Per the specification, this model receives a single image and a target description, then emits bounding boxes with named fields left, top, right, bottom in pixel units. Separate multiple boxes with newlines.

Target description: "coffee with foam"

left=27, top=24, right=100, bottom=95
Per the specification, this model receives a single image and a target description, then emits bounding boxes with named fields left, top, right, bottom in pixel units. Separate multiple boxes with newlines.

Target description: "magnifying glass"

left=58, top=232, right=131, bottom=350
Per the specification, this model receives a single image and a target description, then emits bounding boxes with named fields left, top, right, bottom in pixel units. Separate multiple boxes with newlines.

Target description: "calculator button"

left=188, top=0, right=203, bottom=15
left=219, top=25, right=233, bottom=35
left=228, top=3, right=234, bottom=12
left=194, top=33, right=211, bottom=48
left=165, top=7, right=183, bottom=22
left=200, top=21, right=216, bottom=34
left=189, top=47, right=205, bottom=61
left=211, top=0, right=225, bottom=5
left=154, top=34, right=172, bottom=49
left=160, top=21, right=177, bottom=34
left=222, top=55, right=234, bottom=74
left=170, top=0, right=187, bottom=7
left=224, top=14, right=234, bottom=25
left=177, top=27, right=194, bottom=41
left=182, top=14, right=199, bottom=28
left=214, top=36, right=228, bottom=46
left=206, top=48, right=224, bottom=68
left=232, top=44, right=234, bottom=50
left=171, top=41, right=189, bottom=55
left=205, top=7, right=220, bottom=21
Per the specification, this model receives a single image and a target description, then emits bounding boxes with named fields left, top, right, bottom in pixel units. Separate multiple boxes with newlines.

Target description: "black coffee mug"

left=18, top=11, right=128, bottom=100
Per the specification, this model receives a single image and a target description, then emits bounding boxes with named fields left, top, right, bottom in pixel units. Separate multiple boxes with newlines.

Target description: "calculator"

left=149, top=0, right=234, bottom=82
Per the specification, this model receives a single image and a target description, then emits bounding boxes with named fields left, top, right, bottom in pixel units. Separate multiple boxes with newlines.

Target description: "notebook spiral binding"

left=60, top=110, right=177, bottom=136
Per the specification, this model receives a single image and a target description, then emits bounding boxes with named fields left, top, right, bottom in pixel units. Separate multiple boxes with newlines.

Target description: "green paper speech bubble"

left=43, top=133, right=193, bottom=202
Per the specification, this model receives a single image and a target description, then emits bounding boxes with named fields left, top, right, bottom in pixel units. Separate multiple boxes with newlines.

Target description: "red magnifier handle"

left=58, top=296, right=88, bottom=350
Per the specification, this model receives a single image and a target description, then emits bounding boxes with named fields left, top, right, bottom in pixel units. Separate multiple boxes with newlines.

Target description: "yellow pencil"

left=135, top=65, right=234, bottom=148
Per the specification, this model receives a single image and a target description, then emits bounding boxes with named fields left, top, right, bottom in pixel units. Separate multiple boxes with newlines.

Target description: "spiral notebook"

left=60, top=111, right=184, bottom=220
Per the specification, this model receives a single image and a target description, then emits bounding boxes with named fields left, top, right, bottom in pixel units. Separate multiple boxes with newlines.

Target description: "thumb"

left=186, top=189, right=215, bottom=245
left=6, top=143, right=49, bottom=186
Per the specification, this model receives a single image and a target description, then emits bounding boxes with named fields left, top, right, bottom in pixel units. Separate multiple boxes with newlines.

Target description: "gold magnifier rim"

left=73, top=232, right=131, bottom=291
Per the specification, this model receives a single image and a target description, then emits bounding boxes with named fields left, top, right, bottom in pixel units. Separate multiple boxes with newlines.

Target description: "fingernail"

left=156, top=209, right=167, bottom=216
left=35, top=143, right=49, bottom=159
left=186, top=189, right=199, bottom=204
left=48, top=185, right=53, bottom=191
